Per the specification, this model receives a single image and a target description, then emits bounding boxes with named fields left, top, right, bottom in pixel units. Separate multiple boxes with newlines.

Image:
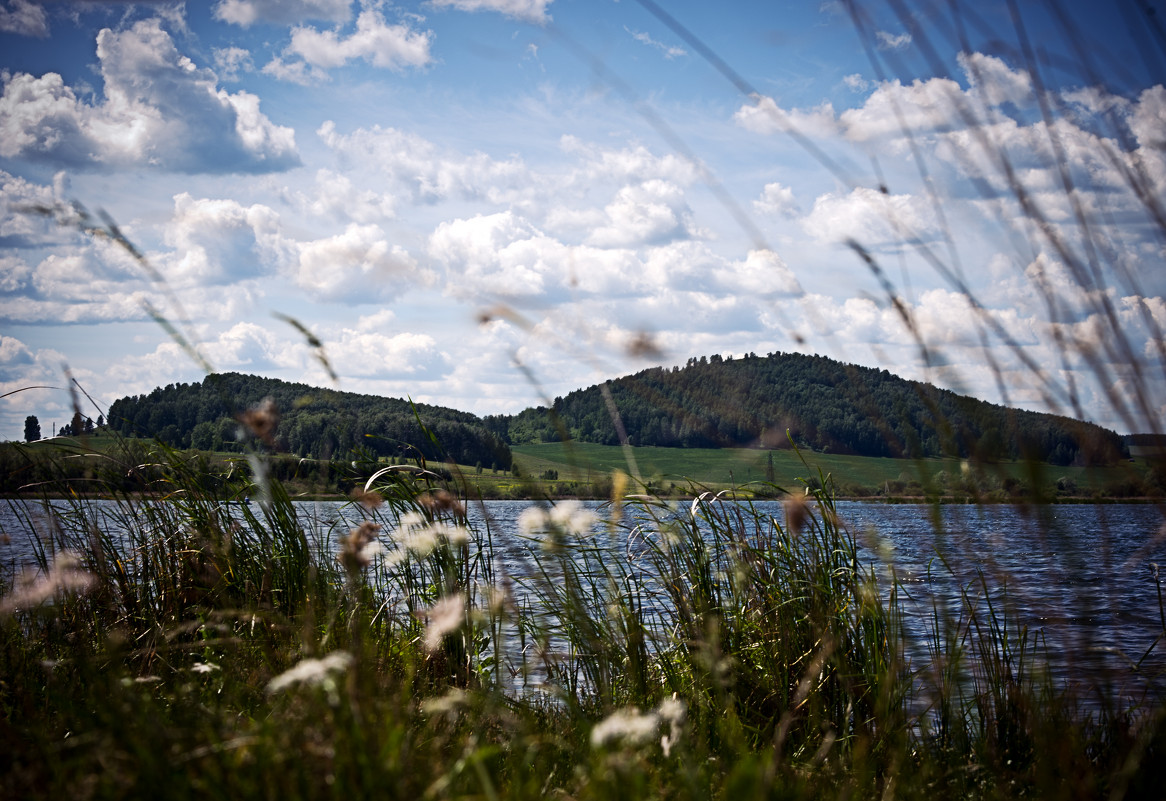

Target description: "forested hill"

left=106, top=373, right=512, bottom=470
left=492, top=352, right=1125, bottom=465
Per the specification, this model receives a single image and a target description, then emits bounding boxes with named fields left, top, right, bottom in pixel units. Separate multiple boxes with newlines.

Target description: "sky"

left=1, top=0, right=1165, bottom=441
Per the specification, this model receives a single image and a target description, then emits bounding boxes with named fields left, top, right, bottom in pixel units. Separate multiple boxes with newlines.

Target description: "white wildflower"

left=267, top=651, right=353, bottom=694
left=441, top=523, right=470, bottom=546
left=658, top=695, right=686, bottom=757
left=392, top=512, right=442, bottom=559
left=549, top=500, right=597, bottom=536
left=517, top=506, right=549, bottom=537
left=590, top=707, right=660, bottom=749
left=422, top=595, right=465, bottom=653
left=191, top=662, right=220, bottom=674
left=0, top=552, right=95, bottom=616
left=421, top=688, right=468, bottom=717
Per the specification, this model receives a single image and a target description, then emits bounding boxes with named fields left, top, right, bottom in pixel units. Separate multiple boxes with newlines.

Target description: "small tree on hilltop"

left=24, top=415, right=41, bottom=442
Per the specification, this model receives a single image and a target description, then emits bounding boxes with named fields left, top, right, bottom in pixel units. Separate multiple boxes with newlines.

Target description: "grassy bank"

left=5, top=435, right=1159, bottom=502
left=2, top=437, right=1165, bottom=799
left=504, top=442, right=1157, bottom=501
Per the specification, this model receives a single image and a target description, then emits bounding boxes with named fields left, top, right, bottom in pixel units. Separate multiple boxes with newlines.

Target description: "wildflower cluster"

left=0, top=552, right=95, bottom=616
left=518, top=500, right=598, bottom=549
left=267, top=651, right=354, bottom=700
left=384, top=511, right=469, bottom=566
left=590, top=696, right=687, bottom=755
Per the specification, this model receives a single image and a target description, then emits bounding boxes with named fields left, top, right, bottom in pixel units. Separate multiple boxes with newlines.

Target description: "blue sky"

left=2, top=0, right=1164, bottom=440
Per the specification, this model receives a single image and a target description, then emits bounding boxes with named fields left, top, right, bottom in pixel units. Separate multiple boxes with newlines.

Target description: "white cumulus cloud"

left=428, top=0, right=553, bottom=24
left=587, top=180, right=696, bottom=248
left=318, top=121, right=528, bottom=204
left=429, top=211, right=563, bottom=298
left=294, top=223, right=433, bottom=301
left=263, top=9, right=432, bottom=84
left=0, top=19, right=299, bottom=173
left=213, top=0, right=351, bottom=27
left=802, top=186, right=940, bottom=250
left=0, top=0, right=47, bottom=37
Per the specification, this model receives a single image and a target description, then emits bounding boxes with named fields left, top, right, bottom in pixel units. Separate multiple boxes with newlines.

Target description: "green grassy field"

left=7, top=435, right=1155, bottom=501
left=504, top=442, right=1152, bottom=499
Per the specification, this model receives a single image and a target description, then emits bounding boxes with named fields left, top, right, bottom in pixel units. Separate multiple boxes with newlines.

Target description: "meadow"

left=506, top=442, right=1156, bottom=501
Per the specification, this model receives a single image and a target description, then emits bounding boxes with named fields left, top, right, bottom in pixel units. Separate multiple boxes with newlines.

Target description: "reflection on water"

left=3, top=497, right=1164, bottom=698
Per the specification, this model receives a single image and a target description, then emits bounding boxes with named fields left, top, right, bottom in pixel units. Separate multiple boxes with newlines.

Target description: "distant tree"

left=70, top=411, right=83, bottom=437
left=24, top=415, right=41, bottom=442
left=96, top=414, right=105, bottom=429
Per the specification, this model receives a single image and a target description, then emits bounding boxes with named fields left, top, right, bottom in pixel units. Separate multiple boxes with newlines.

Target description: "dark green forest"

left=493, top=352, right=1126, bottom=465
left=105, top=372, right=513, bottom=470
left=103, top=352, right=1125, bottom=469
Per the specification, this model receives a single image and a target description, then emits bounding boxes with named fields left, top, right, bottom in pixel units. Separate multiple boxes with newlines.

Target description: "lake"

left=3, top=496, right=1165, bottom=700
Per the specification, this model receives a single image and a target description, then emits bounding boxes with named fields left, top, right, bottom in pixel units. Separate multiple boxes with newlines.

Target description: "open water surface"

left=3, top=497, right=1165, bottom=699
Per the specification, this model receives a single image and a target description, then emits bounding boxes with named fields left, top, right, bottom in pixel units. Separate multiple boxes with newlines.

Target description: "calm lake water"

left=4, top=497, right=1165, bottom=698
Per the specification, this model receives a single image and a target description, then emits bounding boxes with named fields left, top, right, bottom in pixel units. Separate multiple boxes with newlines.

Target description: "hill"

left=105, top=372, right=512, bottom=470
left=491, top=352, right=1125, bottom=465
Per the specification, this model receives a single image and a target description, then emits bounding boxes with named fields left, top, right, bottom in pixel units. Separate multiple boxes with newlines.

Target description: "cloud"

left=0, top=19, right=300, bottom=173
left=158, top=192, right=288, bottom=285
left=560, top=135, right=698, bottom=186
left=625, top=27, right=687, bottom=59
left=753, top=182, right=799, bottom=218
left=843, top=73, right=869, bottom=92
left=801, top=186, right=940, bottom=250
left=733, top=95, right=839, bottom=140
left=713, top=249, right=801, bottom=298
left=296, top=168, right=397, bottom=223
left=957, top=52, right=1032, bottom=108
left=428, top=0, right=552, bottom=24
left=429, top=211, right=563, bottom=298
left=0, top=254, right=32, bottom=292
left=875, top=30, right=911, bottom=51
left=294, top=223, right=434, bottom=301
left=202, top=321, right=292, bottom=370
left=0, top=334, right=35, bottom=378
left=318, top=121, right=528, bottom=204
left=323, top=327, right=445, bottom=380
left=839, top=76, right=963, bottom=142
left=212, top=46, right=255, bottom=82
left=0, top=334, right=66, bottom=438
left=213, top=0, right=351, bottom=27
left=586, top=180, right=696, bottom=248
left=0, top=0, right=47, bottom=37
left=0, top=168, right=63, bottom=248
left=263, top=9, right=432, bottom=84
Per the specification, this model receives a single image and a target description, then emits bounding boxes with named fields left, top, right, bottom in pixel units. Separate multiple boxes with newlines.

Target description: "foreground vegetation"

left=2, top=434, right=1165, bottom=800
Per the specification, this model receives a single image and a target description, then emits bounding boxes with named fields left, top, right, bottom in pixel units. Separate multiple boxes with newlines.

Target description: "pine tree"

left=24, top=415, right=41, bottom=442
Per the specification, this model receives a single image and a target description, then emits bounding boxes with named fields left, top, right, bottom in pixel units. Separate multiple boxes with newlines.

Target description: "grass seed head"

left=0, top=552, right=95, bottom=616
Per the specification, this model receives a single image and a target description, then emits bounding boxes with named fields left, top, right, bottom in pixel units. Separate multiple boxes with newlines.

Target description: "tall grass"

left=2, top=437, right=1164, bottom=798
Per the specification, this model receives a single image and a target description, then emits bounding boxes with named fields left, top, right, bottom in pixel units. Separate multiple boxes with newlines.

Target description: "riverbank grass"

left=2, top=439, right=1165, bottom=798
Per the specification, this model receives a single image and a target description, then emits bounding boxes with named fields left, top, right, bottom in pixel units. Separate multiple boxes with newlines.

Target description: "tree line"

left=493, top=352, right=1126, bottom=465
left=104, top=372, right=513, bottom=470
left=95, top=353, right=1125, bottom=469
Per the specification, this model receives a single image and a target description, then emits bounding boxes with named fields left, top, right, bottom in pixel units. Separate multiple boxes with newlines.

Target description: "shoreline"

left=4, top=491, right=1162, bottom=505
